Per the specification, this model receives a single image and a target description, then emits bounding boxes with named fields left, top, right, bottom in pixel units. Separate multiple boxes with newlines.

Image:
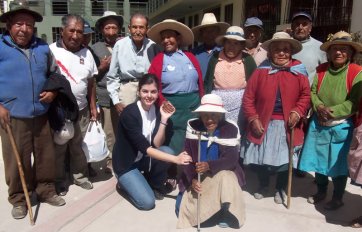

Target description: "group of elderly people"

left=1, top=2, right=362, bottom=229
left=110, top=11, right=362, bottom=229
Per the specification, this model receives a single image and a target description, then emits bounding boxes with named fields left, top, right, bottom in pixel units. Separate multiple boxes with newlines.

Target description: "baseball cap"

left=292, top=12, right=312, bottom=21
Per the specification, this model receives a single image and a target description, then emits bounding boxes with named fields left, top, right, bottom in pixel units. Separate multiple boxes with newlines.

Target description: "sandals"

left=350, top=216, right=362, bottom=228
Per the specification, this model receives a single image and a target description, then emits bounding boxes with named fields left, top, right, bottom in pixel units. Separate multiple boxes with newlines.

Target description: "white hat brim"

left=193, top=105, right=227, bottom=113
left=147, top=20, right=194, bottom=47
left=261, top=38, right=302, bottom=54
left=192, top=22, right=230, bottom=43
left=215, top=34, right=246, bottom=46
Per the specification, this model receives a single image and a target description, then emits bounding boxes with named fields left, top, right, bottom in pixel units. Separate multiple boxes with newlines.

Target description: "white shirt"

left=50, top=42, right=98, bottom=110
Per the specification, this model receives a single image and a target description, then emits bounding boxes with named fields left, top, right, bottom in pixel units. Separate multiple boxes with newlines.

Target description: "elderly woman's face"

left=328, top=45, right=353, bottom=68
left=269, top=41, right=292, bottom=66
left=160, top=30, right=180, bottom=53
left=223, top=39, right=243, bottom=59
left=199, top=112, right=223, bottom=133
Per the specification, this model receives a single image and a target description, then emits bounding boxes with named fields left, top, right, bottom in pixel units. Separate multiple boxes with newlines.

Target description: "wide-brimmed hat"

left=0, top=2, right=43, bottom=23
left=261, top=31, right=302, bottom=54
left=215, top=26, right=246, bottom=45
left=191, top=13, right=230, bottom=42
left=193, top=94, right=227, bottom=113
left=147, top=19, right=194, bottom=47
left=83, top=20, right=94, bottom=34
left=95, top=11, right=124, bottom=32
left=244, top=17, right=263, bottom=30
left=320, top=31, right=362, bottom=52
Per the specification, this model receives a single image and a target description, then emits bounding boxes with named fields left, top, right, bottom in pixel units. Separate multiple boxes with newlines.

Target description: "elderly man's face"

left=245, top=26, right=262, bottom=46
left=128, top=16, right=148, bottom=45
left=102, top=18, right=119, bottom=43
left=328, top=45, right=353, bottom=69
left=223, top=39, right=243, bottom=59
left=7, top=13, right=35, bottom=48
left=292, top=16, right=312, bottom=41
left=160, top=30, right=180, bottom=53
left=61, top=18, right=84, bottom=52
left=200, top=26, right=220, bottom=47
left=269, top=41, right=292, bottom=66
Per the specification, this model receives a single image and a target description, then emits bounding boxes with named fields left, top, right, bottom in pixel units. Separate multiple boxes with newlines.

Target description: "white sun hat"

left=147, top=19, right=194, bottom=47
left=215, top=26, right=246, bottom=45
left=191, top=13, right=230, bottom=42
left=193, top=94, right=227, bottom=113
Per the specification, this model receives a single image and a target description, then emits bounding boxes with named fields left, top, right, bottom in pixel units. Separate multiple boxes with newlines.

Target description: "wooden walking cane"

left=287, top=127, right=294, bottom=209
left=6, top=124, right=35, bottom=225
left=196, top=131, right=201, bottom=232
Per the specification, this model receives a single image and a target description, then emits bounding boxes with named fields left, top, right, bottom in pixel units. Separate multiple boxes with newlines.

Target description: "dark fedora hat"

left=0, top=2, right=43, bottom=23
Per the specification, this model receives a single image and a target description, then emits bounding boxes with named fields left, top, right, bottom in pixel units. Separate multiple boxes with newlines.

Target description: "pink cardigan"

left=242, top=59, right=311, bottom=145
left=148, top=51, right=204, bottom=104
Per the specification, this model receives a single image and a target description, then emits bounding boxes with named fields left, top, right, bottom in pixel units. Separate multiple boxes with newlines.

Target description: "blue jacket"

left=0, top=33, right=52, bottom=118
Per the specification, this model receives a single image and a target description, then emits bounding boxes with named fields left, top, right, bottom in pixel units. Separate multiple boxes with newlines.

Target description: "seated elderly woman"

left=242, top=32, right=310, bottom=205
left=112, top=74, right=192, bottom=210
left=204, top=26, right=256, bottom=123
left=299, top=31, right=362, bottom=211
left=148, top=19, right=204, bottom=156
left=176, top=94, right=245, bottom=229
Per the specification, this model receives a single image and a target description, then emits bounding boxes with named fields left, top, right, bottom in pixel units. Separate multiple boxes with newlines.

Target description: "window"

left=52, top=0, right=68, bottom=16
left=92, top=0, right=104, bottom=16
left=224, top=4, right=233, bottom=25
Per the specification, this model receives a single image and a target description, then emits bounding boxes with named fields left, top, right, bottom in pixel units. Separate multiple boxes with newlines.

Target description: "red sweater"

left=148, top=51, right=204, bottom=104
left=242, top=59, right=311, bottom=145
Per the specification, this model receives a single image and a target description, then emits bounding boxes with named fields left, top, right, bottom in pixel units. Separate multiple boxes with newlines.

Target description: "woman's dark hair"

left=138, top=74, right=159, bottom=91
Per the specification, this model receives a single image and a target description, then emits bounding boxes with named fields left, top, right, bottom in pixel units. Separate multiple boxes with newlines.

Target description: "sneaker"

left=76, top=180, right=93, bottom=190
left=274, top=190, right=286, bottom=204
left=324, top=198, right=344, bottom=210
left=307, top=192, right=327, bottom=204
left=11, top=205, right=27, bottom=219
left=42, top=195, right=66, bottom=206
left=153, top=189, right=164, bottom=200
left=254, top=187, right=268, bottom=200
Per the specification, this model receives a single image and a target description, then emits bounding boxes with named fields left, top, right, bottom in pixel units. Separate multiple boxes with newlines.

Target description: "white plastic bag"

left=82, top=121, right=109, bottom=162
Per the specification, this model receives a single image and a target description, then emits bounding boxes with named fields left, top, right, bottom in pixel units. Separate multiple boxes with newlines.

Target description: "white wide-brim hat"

left=191, top=13, right=230, bottom=42
left=147, top=19, right=194, bottom=47
left=193, top=94, right=227, bottom=113
left=215, top=26, right=246, bottom=45
left=95, top=11, right=124, bottom=32
left=261, top=31, right=302, bottom=54
left=320, top=31, right=362, bottom=52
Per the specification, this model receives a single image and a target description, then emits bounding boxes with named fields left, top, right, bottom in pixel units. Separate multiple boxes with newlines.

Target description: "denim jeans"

left=117, top=146, right=174, bottom=210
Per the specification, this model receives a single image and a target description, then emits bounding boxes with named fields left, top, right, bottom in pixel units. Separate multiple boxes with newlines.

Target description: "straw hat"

left=95, top=11, right=124, bottom=32
left=147, top=19, right=194, bottom=46
left=0, top=2, right=42, bottom=23
left=215, top=26, right=246, bottom=45
left=320, top=31, right=362, bottom=52
left=193, top=94, right=227, bottom=113
left=191, top=13, right=230, bottom=42
left=261, top=31, right=302, bottom=54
